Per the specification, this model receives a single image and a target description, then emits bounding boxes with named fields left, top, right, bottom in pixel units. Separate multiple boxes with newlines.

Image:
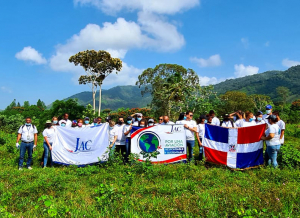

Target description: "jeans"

left=43, top=142, right=53, bottom=167
left=125, top=138, right=131, bottom=163
left=199, top=138, right=203, bottom=161
left=115, top=145, right=126, bottom=162
left=109, top=141, right=116, bottom=159
left=19, top=142, right=34, bottom=168
left=266, top=145, right=281, bottom=168
left=186, top=140, right=195, bottom=161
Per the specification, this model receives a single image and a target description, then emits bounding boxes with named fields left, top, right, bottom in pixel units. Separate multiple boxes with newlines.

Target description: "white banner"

left=52, top=124, right=109, bottom=165
left=131, top=125, right=187, bottom=163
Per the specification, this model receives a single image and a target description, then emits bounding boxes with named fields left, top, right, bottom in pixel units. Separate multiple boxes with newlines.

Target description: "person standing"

left=108, top=121, right=117, bottom=158
left=132, top=113, right=143, bottom=126
left=196, top=115, right=206, bottom=161
left=240, top=111, right=256, bottom=127
left=220, top=114, right=235, bottom=128
left=76, top=119, right=84, bottom=128
left=255, top=111, right=266, bottom=125
left=263, top=104, right=273, bottom=123
left=97, top=117, right=102, bottom=125
left=16, top=117, right=38, bottom=170
left=148, top=119, right=155, bottom=126
left=114, top=117, right=126, bottom=160
left=123, top=116, right=133, bottom=163
left=42, top=120, right=56, bottom=168
left=272, top=111, right=286, bottom=146
left=209, top=110, right=220, bottom=126
left=59, top=113, right=72, bottom=127
left=176, top=111, right=197, bottom=161
left=84, top=117, right=91, bottom=127
left=261, top=115, right=281, bottom=168
left=158, top=116, right=164, bottom=125
left=176, top=112, right=186, bottom=122
left=161, top=116, right=175, bottom=125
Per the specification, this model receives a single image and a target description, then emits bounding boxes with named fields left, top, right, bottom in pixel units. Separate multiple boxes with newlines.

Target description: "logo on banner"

left=65, top=138, right=92, bottom=154
left=229, top=144, right=236, bottom=152
left=137, top=132, right=161, bottom=153
left=165, top=125, right=183, bottom=134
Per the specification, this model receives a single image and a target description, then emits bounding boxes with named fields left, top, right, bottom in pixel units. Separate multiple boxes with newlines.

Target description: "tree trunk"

left=92, top=84, right=96, bottom=114
left=98, top=84, right=102, bottom=116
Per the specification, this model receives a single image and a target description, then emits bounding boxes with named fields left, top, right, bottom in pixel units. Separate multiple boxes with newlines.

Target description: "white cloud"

left=15, top=46, right=47, bottom=64
left=234, top=64, right=259, bottom=78
left=241, top=38, right=249, bottom=48
left=49, top=14, right=185, bottom=84
left=199, top=76, right=225, bottom=86
left=74, top=0, right=200, bottom=15
left=190, top=54, right=222, bottom=68
left=282, top=58, right=300, bottom=68
left=1, top=86, right=12, bottom=93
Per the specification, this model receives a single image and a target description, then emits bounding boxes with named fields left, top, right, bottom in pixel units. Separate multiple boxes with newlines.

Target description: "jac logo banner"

left=52, top=124, right=109, bottom=165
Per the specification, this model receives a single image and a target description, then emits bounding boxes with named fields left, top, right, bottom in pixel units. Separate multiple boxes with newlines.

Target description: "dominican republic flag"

left=203, top=124, right=266, bottom=169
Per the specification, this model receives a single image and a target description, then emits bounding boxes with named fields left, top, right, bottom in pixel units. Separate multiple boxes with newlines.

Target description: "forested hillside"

left=65, top=85, right=151, bottom=110
left=214, top=65, right=300, bottom=102
left=63, top=66, right=300, bottom=109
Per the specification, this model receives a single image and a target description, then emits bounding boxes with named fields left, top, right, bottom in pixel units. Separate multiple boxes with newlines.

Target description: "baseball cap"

left=266, top=115, right=277, bottom=120
left=105, top=116, right=112, bottom=122
left=46, top=120, right=52, bottom=124
left=127, top=116, right=133, bottom=120
left=72, top=120, right=77, bottom=124
left=148, top=119, right=154, bottom=123
left=136, top=113, right=143, bottom=117
left=93, top=118, right=98, bottom=123
left=265, top=105, right=273, bottom=110
left=84, top=117, right=90, bottom=120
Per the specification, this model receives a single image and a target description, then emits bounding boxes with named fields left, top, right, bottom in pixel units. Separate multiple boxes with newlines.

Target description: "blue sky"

left=1, top=0, right=300, bottom=109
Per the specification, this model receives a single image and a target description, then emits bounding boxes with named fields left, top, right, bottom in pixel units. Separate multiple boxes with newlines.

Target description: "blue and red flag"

left=203, top=124, right=266, bottom=169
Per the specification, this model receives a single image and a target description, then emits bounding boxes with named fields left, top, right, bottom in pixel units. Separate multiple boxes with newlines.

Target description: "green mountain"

left=213, top=65, right=300, bottom=103
left=64, top=66, right=300, bottom=110
left=65, top=85, right=151, bottom=110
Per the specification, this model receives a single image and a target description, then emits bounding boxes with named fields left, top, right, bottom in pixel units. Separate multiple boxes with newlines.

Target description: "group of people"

left=15, top=104, right=285, bottom=170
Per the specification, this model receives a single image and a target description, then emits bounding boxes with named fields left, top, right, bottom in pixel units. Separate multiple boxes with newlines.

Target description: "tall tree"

left=36, top=99, right=46, bottom=109
left=136, top=64, right=199, bottom=118
left=250, top=94, right=273, bottom=111
left=23, top=101, right=30, bottom=108
left=276, top=86, right=290, bottom=105
left=69, top=50, right=122, bottom=116
left=219, top=91, right=255, bottom=114
left=17, top=102, right=21, bottom=107
left=5, top=99, right=16, bottom=110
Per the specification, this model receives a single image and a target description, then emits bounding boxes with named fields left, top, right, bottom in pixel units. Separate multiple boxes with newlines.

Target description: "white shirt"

left=42, top=127, right=56, bottom=143
left=239, top=119, right=257, bottom=127
left=221, top=120, right=235, bottom=128
left=277, top=120, right=286, bottom=144
left=211, top=117, right=220, bottom=126
left=256, top=119, right=266, bottom=125
left=197, top=124, right=205, bottom=139
left=265, top=124, right=281, bottom=146
left=123, top=125, right=132, bottom=138
left=235, top=119, right=243, bottom=128
left=132, top=121, right=139, bottom=126
left=18, top=124, right=38, bottom=142
left=59, top=119, right=72, bottom=127
left=109, top=127, right=117, bottom=142
left=114, top=124, right=126, bottom=145
left=161, top=121, right=175, bottom=125
left=176, top=120, right=197, bottom=140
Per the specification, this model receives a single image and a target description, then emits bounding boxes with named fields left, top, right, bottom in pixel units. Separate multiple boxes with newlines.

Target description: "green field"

left=0, top=125, right=300, bottom=217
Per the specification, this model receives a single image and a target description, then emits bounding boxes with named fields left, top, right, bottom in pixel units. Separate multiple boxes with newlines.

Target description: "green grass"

left=0, top=126, right=300, bottom=217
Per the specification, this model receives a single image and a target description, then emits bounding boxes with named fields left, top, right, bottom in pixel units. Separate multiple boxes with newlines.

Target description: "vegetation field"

left=0, top=124, right=300, bottom=217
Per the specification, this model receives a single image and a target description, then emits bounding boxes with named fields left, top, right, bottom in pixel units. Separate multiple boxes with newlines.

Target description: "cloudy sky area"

left=0, top=0, right=300, bottom=109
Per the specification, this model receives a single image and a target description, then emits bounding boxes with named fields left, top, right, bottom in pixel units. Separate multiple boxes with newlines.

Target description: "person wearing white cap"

left=42, top=120, right=56, bottom=168
left=132, top=113, right=143, bottom=126
left=148, top=119, right=155, bottom=126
